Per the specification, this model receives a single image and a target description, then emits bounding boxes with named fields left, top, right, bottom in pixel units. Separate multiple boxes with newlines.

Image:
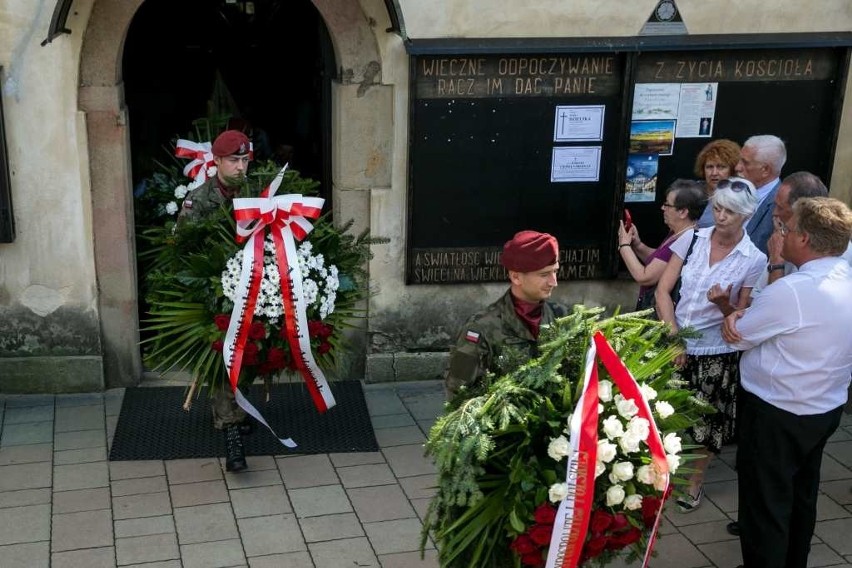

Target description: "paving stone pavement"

left=0, top=379, right=850, bottom=568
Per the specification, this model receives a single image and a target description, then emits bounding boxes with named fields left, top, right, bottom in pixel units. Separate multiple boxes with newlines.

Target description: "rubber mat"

left=109, top=380, right=378, bottom=460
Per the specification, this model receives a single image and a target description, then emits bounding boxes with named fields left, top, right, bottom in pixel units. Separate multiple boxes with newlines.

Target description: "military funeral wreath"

left=136, top=125, right=386, bottom=444
left=423, top=307, right=711, bottom=567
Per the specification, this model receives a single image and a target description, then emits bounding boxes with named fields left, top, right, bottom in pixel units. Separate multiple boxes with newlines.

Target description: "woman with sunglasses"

left=618, top=180, right=707, bottom=312
left=693, top=139, right=742, bottom=228
left=654, top=177, right=767, bottom=513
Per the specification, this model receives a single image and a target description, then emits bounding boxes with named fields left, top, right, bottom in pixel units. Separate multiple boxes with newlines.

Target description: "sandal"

left=676, top=486, right=704, bottom=513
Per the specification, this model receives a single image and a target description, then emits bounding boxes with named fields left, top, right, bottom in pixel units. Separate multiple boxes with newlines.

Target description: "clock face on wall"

left=655, top=0, right=677, bottom=21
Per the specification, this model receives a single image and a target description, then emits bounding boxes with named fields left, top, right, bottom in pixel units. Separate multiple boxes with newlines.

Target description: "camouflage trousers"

left=211, top=387, right=247, bottom=430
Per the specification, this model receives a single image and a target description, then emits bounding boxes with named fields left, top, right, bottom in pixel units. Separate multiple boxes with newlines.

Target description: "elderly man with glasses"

left=722, top=197, right=852, bottom=568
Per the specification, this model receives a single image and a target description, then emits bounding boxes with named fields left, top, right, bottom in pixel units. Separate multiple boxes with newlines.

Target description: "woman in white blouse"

left=655, top=177, right=767, bottom=512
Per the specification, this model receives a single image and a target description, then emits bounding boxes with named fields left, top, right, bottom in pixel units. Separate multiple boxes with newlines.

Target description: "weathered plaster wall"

left=0, top=0, right=104, bottom=391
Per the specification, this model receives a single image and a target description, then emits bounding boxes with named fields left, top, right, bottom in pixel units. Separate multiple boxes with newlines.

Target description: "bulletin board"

left=407, top=53, right=627, bottom=284
left=405, top=43, right=849, bottom=284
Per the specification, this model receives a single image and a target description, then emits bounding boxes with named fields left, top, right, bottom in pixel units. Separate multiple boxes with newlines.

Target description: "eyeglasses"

left=661, top=202, right=678, bottom=209
left=773, top=217, right=797, bottom=236
left=716, top=179, right=753, bottom=195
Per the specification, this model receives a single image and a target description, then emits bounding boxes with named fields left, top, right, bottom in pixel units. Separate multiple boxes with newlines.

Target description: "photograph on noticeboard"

left=625, top=154, right=659, bottom=203
left=629, top=120, right=676, bottom=156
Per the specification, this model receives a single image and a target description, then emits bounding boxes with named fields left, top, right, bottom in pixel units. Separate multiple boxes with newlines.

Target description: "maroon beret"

left=500, top=230, right=559, bottom=272
left=211, top=130, right=251, bottom=157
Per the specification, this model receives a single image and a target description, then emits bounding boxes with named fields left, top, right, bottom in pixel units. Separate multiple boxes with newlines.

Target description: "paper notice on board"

left=551, top=146, right=601, bottom=182
left=632, top=83, right=681, bottom=120
left=675, top=83, right=717, bottom=138
left=553, top=105, right=605, bottom=142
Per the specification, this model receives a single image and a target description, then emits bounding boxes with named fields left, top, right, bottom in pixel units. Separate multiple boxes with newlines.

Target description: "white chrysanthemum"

left=188, top=178, right=204, bottom=190
left=663, top=432, right=682, bottom=455
left=174, top=185, right=188, bottom=199
left=598, top=380, right=613, bottom=402
left=547, top=435, right=570, bottom=461
left=221, top=236, right=339, bottom=320
left=165, top=201, right=179, bottom=215
left=624, top=494, right=643, bottom=511
left=606, top=484, right=625, bottom=506
left=597, top=440, right=617, bottom=463
left=602, top=415, right=624, bottom=439
left=655, top=400, right=675, bottom=419
left=548, top=482, right=569, bottom=503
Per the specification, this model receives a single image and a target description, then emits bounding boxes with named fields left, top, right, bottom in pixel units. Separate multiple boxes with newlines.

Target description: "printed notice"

left=675, top=83, right=718, bottom=138
left=551, top=146, right=601, bottom=182
left=632, top=83, right=681, bottom=120
left=553, top=105, right=605, bottom=141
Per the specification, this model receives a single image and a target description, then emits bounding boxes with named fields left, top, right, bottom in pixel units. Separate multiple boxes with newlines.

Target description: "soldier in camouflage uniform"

left=445, top=230, right=568, bottom=400
left=177, top=129, right=252, bottom=472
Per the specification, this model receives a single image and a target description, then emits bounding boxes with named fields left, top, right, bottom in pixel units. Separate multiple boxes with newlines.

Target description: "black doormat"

left=109, top=380, right=378, bottom=461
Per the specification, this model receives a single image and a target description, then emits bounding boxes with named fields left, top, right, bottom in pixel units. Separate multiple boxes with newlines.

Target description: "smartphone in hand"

left=623, top=209, right=633, bottom=232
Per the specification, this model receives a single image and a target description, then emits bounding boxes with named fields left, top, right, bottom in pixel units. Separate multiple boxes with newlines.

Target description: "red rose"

left=534, top=503, right=557, bottom=525
left=248, top=321, right=266, bottom=340
left=213, top=314, right=231, bottom=331
left=308, top=320, right=325, bottom=338
left=243, top=342, right=259, bottom=365
left=510, top=534, right=537, bottom=555
left=611, top=513, right=629, bottom=531
left=318, top=341, right=332, bottom=355
left=642, top=496, right=662, bottom=527
left=210, top=340, right=224, bottom=352
left=589, top=510, right=613, bottom=535
left=520, top=551, right=545, bottom=567
left=582, top=535, right=608, bottom=559
left=528, top=524, right=552, bottom=546
left=607, top=527, right=642, bottom=550
left=319, top=323, right=333, bottom=338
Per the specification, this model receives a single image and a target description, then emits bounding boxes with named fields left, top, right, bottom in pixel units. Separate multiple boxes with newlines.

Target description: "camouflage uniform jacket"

left=444, top=290, right=568, bottom=399
left=177, top=177, right=234, bottom=223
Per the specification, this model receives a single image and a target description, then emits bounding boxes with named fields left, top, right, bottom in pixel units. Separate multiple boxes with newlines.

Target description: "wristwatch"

left=767, top=263, right=785, bottom=273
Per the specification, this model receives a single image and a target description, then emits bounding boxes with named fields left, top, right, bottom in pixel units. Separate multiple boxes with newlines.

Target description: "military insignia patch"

left=465, top=330, right=480, bottom=343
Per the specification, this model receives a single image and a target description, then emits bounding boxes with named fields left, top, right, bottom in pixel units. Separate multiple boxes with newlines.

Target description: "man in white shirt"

left=722, top=197, right=852, bottom=568
left=735, top=134, right=786, bottom=255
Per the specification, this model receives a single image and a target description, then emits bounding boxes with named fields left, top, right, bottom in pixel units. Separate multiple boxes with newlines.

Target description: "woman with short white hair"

left=655, top=177, right=767, bottom=512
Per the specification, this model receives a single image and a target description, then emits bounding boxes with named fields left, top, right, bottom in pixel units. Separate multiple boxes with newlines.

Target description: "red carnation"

left=582, top=535, right=609, bottom=560
left=248, top=321, right=266, bottom=340
left=528, top=524, right=553, bottom=546
left=534, top=503, right=557, bottom=525
left=210, top=340, right=224, bottom=352
left=318, top=341, right=332, bottom=355
left=510, top=534, right=537, bottom=556
left=213, top=314, right=231, bottom=331
left=267, top=347, right=287, bottom=369
left=243, top=342, right=259, bottom=365
left=520, top=551, right=545, bottom=567
left=589, top=510, right=613, bottom=535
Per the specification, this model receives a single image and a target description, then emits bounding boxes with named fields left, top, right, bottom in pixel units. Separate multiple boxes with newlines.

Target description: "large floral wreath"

left=136, top=135, right=386, bottom=409
left=422, top=307, right=710, bottom=567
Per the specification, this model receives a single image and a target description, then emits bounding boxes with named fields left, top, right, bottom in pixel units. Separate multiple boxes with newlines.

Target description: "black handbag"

left=635, top=230, right=699, bottom=317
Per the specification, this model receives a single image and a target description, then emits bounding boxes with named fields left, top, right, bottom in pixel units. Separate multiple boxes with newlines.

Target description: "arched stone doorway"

left=79, top=0, right=392, bottom=388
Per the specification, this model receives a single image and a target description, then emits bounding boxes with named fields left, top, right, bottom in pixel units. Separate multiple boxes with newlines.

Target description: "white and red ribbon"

left=175, top=139, right=216, bottom=184
left=546, top=331, right=670, bottom=568
left=221, top=166, right=335, bottom=448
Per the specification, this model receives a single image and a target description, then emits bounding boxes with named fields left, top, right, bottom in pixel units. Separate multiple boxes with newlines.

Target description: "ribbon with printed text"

left=221, top=166, right=336, bottom=448
left=545, top=331, right=670, bottom=568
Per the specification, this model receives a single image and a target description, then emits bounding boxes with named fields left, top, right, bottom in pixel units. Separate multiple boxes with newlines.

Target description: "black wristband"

left=767, top=263, right=785, bottom=273
left=618, top=244, right=631, bottom=249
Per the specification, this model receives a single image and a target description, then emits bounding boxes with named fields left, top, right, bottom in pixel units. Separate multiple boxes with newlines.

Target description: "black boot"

left=223, top=425, right=247, bottom=472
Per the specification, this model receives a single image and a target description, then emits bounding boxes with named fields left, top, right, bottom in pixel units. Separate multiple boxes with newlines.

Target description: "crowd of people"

left=443, top=133, right=852, bottom=568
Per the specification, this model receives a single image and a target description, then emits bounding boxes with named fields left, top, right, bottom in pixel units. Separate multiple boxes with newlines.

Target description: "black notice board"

left=0, top=66, right=14, bottom=243
left=407, top=53, right=627, bottom=284
left=626, top=47, right=846, bottom=249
